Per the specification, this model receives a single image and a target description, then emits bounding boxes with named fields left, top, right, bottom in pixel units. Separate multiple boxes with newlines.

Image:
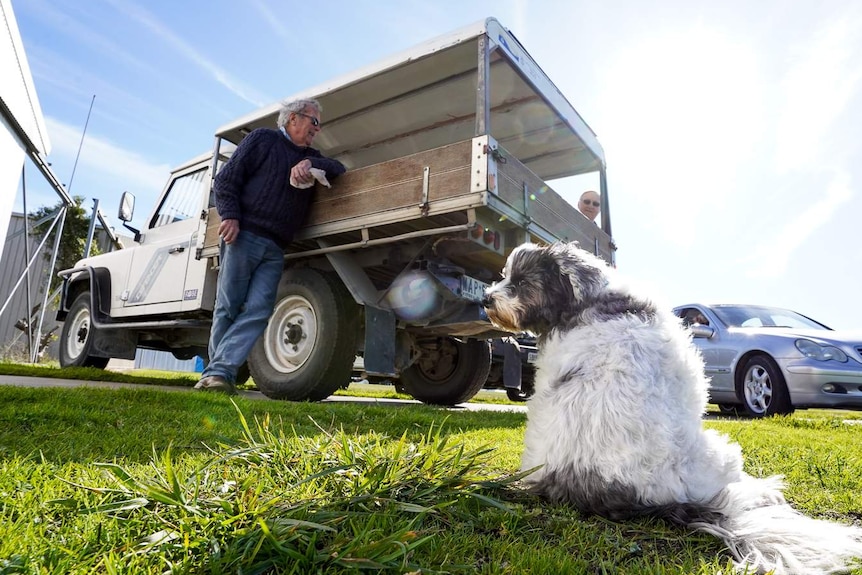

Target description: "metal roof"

left=215, top=17, right=605, bottom=182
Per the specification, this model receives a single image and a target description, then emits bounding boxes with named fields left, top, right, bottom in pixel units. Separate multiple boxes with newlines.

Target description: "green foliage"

left=28, top=195, right=101, bottom=293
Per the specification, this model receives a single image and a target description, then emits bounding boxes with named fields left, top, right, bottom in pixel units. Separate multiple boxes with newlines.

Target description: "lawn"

left=0, top=365, right=860, bottom=574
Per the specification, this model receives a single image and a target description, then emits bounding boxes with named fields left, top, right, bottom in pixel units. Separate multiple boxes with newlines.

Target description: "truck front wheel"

left=400, top=337, right=491, bottom=406
left=59, top=291, right=110, bottom=369
left=247, top=268, right=357, bottom=401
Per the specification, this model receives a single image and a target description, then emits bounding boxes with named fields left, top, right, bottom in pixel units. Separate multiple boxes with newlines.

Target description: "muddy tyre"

left=248, top=268, right=357, bottom=401
left=401, top=337, right=491, bottom=406
left=59, top=291, right=110, bottom=369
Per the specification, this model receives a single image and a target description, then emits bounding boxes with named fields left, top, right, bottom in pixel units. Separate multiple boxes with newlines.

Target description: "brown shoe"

left=194, top=375, right=238, bottom=395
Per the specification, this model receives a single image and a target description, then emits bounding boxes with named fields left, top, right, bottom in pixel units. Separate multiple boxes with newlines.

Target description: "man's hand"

left=291, top=159, right=314, bottom=186
left=219, top=218, right=240, bottom=244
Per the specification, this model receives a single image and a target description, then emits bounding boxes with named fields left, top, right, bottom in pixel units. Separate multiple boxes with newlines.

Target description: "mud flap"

left=364, top=305, right=397, bottom=377
left=502, top=339, right=523, bottom=390
left=92, top=327, right=137, bottom=359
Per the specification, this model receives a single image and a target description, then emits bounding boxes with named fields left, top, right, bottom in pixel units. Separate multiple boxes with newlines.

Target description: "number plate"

left=460, top=275, right=490, bottom=303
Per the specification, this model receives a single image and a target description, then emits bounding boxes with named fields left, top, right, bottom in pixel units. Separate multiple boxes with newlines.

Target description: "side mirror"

left=691, top=324, right=715, bottom=339
left=118, top=191, right=135, bottom=222
left=118, top=191, right=141, bottom=243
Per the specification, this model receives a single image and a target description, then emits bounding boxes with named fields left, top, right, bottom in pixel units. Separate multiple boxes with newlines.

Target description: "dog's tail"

left=663, top=476, right=862, bottom=575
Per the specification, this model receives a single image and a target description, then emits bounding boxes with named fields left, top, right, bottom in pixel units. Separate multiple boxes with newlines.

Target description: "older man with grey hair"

left=578, top=190, right=600, bottom=223
left=195, top=99, right=346, bottom=394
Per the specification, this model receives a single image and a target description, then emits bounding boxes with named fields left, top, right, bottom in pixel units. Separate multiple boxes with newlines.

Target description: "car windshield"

left=710, top=305, right=830, bottom=329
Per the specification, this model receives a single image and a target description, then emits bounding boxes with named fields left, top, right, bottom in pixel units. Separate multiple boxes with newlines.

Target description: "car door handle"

left=168, top=246, right=186, bottom=254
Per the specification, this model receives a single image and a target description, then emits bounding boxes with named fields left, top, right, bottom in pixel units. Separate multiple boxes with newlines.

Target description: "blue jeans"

left=203, top=230, right=283, bottom=382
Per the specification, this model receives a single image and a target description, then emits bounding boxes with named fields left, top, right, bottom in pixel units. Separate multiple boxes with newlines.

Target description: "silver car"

left=672, top=304, right=862, bottom=417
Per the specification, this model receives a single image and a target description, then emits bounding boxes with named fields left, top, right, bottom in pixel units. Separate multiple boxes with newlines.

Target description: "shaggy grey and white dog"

left=483, top=242, right=862, bottom=575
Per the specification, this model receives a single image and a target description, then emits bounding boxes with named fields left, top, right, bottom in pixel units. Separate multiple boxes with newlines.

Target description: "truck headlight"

left=795, top=339, right=848, bottom=362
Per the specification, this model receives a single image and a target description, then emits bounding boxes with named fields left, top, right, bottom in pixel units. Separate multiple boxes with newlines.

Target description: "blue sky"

left=12, top=0, right=862, bottom=329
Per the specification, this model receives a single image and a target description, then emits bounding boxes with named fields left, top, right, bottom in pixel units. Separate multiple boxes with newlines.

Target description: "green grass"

left=0, top=361, right=525, bottom=405
left=0, top=363, right=860, bottom=573
left=0, top=361, right=199, bottom=386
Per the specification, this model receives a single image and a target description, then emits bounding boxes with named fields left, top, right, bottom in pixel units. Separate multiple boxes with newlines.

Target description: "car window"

left=712, top=305, right=829, bottom=329
left=151, top=168, right=208, bottom=229
left=677, top=308, right=710, bottom=327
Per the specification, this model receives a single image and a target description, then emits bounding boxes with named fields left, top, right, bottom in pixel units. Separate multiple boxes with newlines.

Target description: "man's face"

left=286, top=107, right=322, bottom=147
left=579, top=192, right=600, bottom=221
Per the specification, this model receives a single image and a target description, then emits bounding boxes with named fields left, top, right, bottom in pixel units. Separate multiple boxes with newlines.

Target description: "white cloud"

left=45, top=116, right=170, bottom=198
left=773, top=14, right=862, bottom=173
left=248, top=0, right=291, bottom=43
left=597, top=25, right=765, bottom=245
left=102, top=0, right=271, bottom=107
left=22, top=0, right=157, bottom=76
left=739, top=170, right=853, bottom=278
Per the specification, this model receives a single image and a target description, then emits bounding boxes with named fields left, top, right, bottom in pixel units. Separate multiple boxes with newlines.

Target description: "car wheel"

left=248, top=268, right=357, bottom=401
left=506, top=366, right=536, bottom=402
left=400, top=337, right=491, bottom=406
left=739, top=354, right=793, bottom=417
left=716, top=403, right=741, bottom=416
left=59, top=291, right=110, bottom=369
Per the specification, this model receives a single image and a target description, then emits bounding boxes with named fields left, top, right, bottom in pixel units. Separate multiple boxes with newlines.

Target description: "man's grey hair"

left=276, top=98, right=322, bottom=128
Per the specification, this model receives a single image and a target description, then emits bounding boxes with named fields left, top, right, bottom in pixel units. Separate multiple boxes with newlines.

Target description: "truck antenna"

left=67, top=94, right=96, bottom=195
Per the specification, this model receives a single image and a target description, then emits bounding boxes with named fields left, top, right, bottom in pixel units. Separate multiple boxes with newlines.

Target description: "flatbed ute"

left=57, top=17, right=614, bottom=405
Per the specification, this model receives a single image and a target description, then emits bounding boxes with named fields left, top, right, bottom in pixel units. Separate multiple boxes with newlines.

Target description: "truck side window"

left=151, top=168, right=208, bottom=228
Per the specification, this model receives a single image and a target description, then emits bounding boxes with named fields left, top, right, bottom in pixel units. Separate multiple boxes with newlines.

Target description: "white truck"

left=56, top=17, right=615, bottom=405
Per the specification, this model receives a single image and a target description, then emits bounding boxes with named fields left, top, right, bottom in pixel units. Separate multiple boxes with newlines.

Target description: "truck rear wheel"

left=401, top=337, right=491, bottom=406
left=59, top=291, right=110, bottom=369
left=248, top=268, right=357, bottom=401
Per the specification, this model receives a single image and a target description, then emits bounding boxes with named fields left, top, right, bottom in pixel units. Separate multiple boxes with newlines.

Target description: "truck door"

left=123, top=165, right=210, bottom=310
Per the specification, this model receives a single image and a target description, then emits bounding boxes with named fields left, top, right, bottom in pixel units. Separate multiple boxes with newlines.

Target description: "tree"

left=28, top=195, right=101, bottom=294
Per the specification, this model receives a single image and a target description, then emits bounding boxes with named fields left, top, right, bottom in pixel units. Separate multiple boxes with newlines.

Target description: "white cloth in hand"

left=290, top=167, right=331, bottom=189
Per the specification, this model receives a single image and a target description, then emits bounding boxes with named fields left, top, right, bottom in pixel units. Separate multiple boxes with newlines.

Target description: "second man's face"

left=579, top=193, right=600, bottom=221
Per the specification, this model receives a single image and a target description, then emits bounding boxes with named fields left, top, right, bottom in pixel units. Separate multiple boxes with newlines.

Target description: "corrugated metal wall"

left=0, top=212, right=57, bottom=360
left=134, top=349, right=202, bottom=373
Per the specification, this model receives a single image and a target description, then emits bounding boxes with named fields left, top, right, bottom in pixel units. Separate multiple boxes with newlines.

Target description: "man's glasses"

left=295, top=112, right=321, bottom=127
left=581, top=200, right=600, bottom=207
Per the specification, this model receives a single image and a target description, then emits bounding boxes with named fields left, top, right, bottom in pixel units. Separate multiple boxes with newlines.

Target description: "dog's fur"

left=483, top=242, right=862, bottom=575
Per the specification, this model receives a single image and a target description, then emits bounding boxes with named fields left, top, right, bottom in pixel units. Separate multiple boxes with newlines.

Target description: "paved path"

left=0, top=375, right=528, bottom=413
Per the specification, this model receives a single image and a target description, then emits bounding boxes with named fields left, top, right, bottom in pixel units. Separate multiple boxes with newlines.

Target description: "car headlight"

left=795, top=339, right=848, bottom=362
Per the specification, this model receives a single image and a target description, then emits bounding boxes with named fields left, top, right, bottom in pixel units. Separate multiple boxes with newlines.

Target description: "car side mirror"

left=690, top=324, right=715, bottom=339
left=118, top=191, right=135, bottom=222
left=118, top=191, right=141, bottom=242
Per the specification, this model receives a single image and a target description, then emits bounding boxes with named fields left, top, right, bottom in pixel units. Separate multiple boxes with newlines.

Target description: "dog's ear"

left=548, top=242, right=608, bottom=305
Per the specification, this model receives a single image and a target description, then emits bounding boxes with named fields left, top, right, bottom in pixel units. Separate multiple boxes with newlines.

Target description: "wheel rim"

left=743, top=364, right=772, bottom=415
left=263, top=294, right=318, bottom=374
left=414, top=339, right=459, bottom=383
left=66, top=306, right=91, bottom=361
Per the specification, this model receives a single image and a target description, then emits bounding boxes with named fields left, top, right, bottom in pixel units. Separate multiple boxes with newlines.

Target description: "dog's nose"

left=482, top=294, right=493, bottom=308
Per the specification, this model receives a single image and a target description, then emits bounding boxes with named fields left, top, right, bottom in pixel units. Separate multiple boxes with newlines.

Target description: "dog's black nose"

left=482, top=294, right=493, bottom=308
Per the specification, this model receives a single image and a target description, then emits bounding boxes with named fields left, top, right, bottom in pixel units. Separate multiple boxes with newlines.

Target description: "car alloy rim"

left=743, top=364, right=772, bottom=414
